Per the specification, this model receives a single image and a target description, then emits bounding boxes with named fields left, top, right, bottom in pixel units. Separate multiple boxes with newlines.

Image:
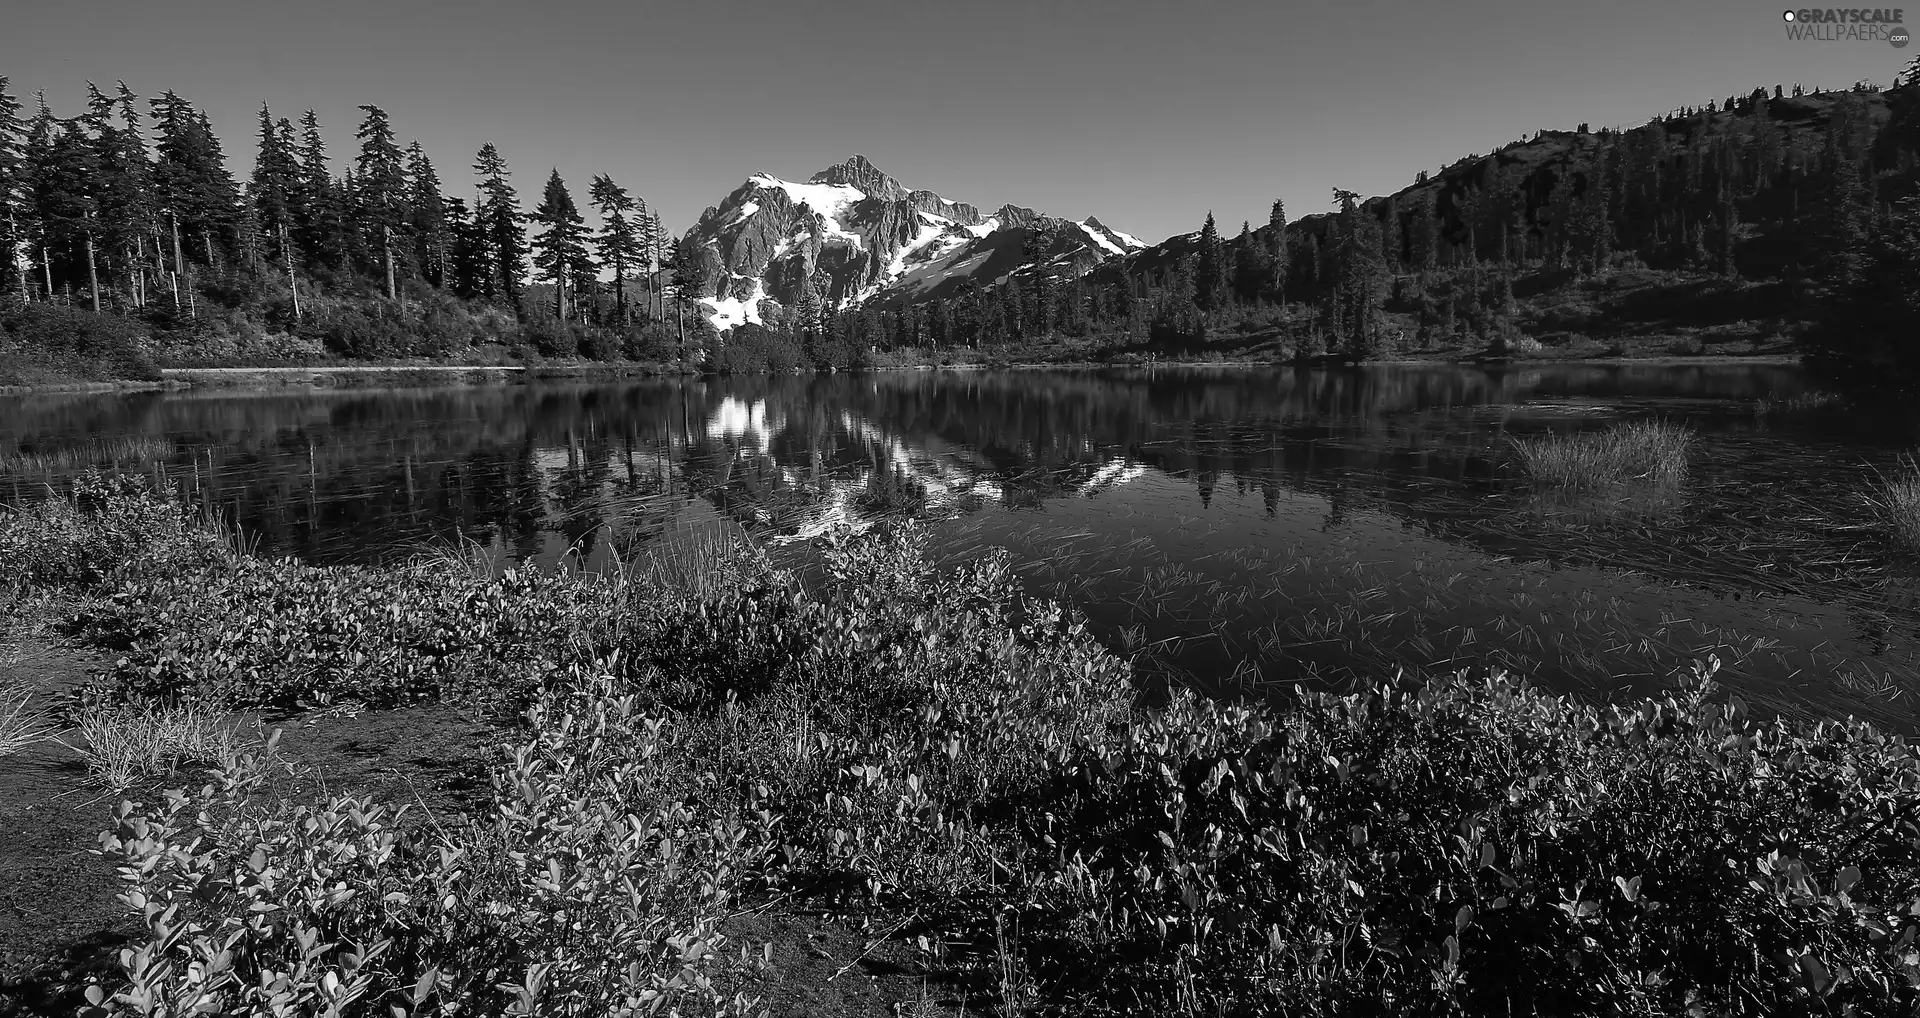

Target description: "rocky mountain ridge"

left=680, top=155, right=1146, bottom=328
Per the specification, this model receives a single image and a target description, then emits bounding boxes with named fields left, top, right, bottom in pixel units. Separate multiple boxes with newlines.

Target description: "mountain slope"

left=680, top=155, right=1146, bottom=329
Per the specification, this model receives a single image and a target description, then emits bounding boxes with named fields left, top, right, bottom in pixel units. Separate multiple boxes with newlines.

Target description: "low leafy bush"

left=86, top=557, right=608, bottom=714
left=0, top=473, right=232, bottom=592
left=29, top=490, right=1920, bottom=1015
left=1511, top=419, right=1694, bottom=489
left=0, top=301, right=161, bottom=382
left=714, top=324, right=807, bottom=374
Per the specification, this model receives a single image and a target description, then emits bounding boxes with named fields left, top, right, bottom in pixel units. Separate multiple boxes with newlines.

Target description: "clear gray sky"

left=4, top=0, right=1914, bottom=243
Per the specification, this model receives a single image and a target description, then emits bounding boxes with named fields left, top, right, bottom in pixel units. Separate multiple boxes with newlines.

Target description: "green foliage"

left=0, top=301, right=161, bottom=382
left=34, top=490, right=1920, bottom=1015
left=713, top=324, right=806, bottom=373
left=0, top=472, right=230, bottom=591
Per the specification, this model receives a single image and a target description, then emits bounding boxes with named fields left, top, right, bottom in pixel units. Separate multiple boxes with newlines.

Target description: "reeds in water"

left=1873, top=454, right=1920, bottom=551
left=1510, top=419, right=1694, bottom=489
left=0, top=435, right=174, bottom=474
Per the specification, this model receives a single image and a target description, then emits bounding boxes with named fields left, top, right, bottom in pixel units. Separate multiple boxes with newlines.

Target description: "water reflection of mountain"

left=0, top=363, right=1848, bottom=592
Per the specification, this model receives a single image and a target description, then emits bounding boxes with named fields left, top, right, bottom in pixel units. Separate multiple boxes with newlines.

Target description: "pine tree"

left=353, top=105, right=406, bottom=299
left=445, top=195, right=490, bottom=299
left=405, top=141, right=447, bottom=288
left=0, top=78, right=25, bottom=300
left=473, top=142, right=524, bottom=309
left=83, top=83, right=151, bottom=308
left=292, top=110, right=343, bottom=273
left=1266, top=199, right=1289, bottom=303
left=531, top=168, right=589, bottom=321
left=251, top=104, right=300, bottom=312
left=588, top=174, right=644, bottom=324
left=669, top=235, right=708, bottom=358
left=1231, top=220, right=1264, bottom=303
left=1193, top=211, right=1228, bottom=313
left=28, top=107, right=99, bottom=308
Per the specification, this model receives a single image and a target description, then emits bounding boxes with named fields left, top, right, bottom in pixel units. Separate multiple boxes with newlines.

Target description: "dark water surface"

left=5, top=364, right=1917, bottom=726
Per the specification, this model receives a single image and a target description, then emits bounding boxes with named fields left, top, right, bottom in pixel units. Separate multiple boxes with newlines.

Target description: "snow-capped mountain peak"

left=682, top=155, right=1145, bottom=330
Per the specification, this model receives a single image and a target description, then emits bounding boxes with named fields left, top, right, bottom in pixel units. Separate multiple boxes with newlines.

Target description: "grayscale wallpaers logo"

left=1782, top=8, right=1909, bottom=43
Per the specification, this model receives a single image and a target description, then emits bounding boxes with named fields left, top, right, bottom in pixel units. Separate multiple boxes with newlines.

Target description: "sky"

left=3, top=0, right=1916, bottom=245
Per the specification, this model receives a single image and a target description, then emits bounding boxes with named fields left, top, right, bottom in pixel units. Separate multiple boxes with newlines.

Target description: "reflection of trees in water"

left=2, top=364, right=1849, bottom=581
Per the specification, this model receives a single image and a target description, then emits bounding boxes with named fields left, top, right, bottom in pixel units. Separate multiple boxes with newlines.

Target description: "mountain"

left=679, top=155, right=1146, bottom=329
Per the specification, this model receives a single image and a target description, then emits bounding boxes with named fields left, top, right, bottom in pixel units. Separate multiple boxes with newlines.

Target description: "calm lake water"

left=5, top=364, right=1918, bottom=726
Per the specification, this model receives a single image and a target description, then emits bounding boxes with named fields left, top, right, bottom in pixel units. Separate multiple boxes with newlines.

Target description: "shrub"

left=0, top=473, right=232, bottom=592
left=0, top=302, right=161, bottom=382
left=1510, top=419, right=1694, bottom=489
left=714, top=324, right=807, bottom=374
left=45, top=493, right=1920, bottom=1015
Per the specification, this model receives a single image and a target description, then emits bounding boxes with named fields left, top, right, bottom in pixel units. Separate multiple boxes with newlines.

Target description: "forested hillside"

left=4, top=68, right=1920, bottom=392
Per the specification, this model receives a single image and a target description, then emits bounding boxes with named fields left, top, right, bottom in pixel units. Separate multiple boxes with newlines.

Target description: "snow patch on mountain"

left=704, top=276, right=768, bottom=329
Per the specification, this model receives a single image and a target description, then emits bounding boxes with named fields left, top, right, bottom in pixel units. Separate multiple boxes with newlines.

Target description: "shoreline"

left=0, top=351, right=1809, bottom=394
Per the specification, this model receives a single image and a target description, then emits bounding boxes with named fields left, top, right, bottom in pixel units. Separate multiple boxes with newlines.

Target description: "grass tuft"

left=1872, top=453, right=1920, bottom=551
left=66, top=703, right=265, bottom=788
left=1510, top=418, right=1694, bottom=489
left=0, top=680, right=52, bottom=756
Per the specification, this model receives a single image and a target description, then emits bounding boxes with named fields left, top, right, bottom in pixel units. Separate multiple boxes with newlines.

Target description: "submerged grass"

left=1510, top=418, right=1694, bottom=489
left=20, top=481, right=1920, bottom=1015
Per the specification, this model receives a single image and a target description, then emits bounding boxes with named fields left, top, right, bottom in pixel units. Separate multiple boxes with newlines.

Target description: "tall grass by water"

left=1510, top=418, right=1694, bottom=489
left=0, top=435, right=173, bottom=475
left=1874, top=453, right=1920, bottom=551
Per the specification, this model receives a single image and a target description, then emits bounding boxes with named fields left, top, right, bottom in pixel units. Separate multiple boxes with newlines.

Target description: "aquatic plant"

left=0, top=435, right=174, bottom=475
left=1510, top=418, right=1694, bottom=489
left=1872, top=453, right=1920, bottom=551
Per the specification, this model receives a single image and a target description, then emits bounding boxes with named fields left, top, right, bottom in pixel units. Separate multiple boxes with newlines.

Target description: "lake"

left=4, top=364, right=1917, bottom=727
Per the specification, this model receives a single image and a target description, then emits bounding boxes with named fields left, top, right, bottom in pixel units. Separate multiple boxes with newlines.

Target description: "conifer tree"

left=1266, top=199, right=1289, bottom=303
left=250, top=104, right=297, bottom=262
left=1232, top=220, right=1265, bottom=303
left=531, top=168, right=589, bottom=321
left=588, top=173, right=643, bottom=324
left=444, top=194, right=490, bottom=299
left=353, top=105, right=405, bottom=299
left=473, top=142, right=524, bottom=308
left=1193, top=211, right=1228, bottom=313
left=0, top=78, right=25, bottom=300
left=292, top=110, right=343, bottom=273
left=405, top=141, right=447, bottom=288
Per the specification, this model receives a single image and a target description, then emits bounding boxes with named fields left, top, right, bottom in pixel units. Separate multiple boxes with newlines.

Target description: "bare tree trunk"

left=8, top=211, right=25, bottom=300
left=283, top=225, right=301, bottom=321
left=170, top=215, right=185, bottom=291
left=556, top=273, right=567, bottom=323
left=85, top=228, right=101, bottom=313
left=382, top=225, right=395, bottom=300
left=41, top=246, right=52, bottom=301
left=204, top=231, right=214, bottom=268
